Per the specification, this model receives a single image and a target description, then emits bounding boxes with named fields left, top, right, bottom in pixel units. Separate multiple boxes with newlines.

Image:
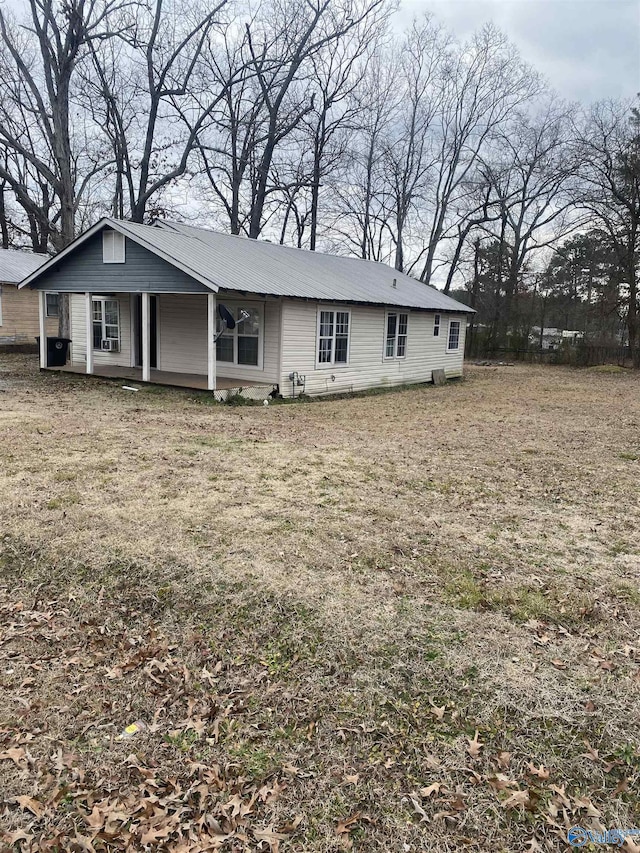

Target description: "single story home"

left=19, top=218, right=473, bottom=399
left=0, top=247, right=52, bottom=346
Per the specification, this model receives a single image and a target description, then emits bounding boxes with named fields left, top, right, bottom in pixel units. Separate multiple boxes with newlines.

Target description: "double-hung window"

left=434, top=314, right=441, bottom=336
left=46, top=293, right=59, bottom=317
left=385, top=311, right=408, bottom=358
left=447, top=319, right=461, bottom=352
left=216, top=304, right=262, bottom=367
left=317, top=309, right=350, bottom=365
left=92, top=297, right=120, bottom=349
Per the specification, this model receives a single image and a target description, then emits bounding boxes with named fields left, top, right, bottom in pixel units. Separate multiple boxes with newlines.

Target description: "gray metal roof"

left=20, top=217, right=472, bottom=313
left=0, top=248, right=48, bottom=283
left=117, top=219, right=472, bottom=313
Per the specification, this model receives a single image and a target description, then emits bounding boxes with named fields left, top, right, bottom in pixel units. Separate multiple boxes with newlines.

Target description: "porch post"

left=207, top=292, right=216, bottom=391
left=141, top=292, right=150, bottom=383
left=85, top=292, right=93, bottom=375
left=38, top=291, right=46, bottom=369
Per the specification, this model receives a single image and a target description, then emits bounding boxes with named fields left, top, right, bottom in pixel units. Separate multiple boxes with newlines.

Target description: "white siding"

left=279, top=299, right=467, bottom=397
left=157, top=294, right=281, bottom=383
left=69, top=293, right=132, bottom=367
left=157, top=294, right=207, bottom=374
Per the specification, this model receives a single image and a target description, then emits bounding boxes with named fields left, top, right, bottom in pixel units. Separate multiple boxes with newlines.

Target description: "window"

left=45, top=293, right=59, bottom=317
left=434, top=314, right=440, bottom=336
left=0, top=286, right=3, bottom=325
left=447, top=319, right=461, bottom=352
left=216, top=304, right=262, bottom=367
left=317, top=309, right=350, bottom=365
left=385, top=311, right=408, bottom=358
left=92, top=297, right=120, bottom=349
left=103, top=230, right=125, bottom=263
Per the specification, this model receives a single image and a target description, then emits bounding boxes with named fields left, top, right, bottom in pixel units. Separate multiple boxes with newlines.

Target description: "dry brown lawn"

left=0, top=354, right=639, bottom=852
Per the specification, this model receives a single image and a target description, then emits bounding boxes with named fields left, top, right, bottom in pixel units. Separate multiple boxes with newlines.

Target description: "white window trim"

left=215, top=300, right=264, bottom=371
left=446, top=317, right=461, bottom=353
left=315, top=306, right=351, bottom=368
left=103, top=230, right=125, bottom=264
left=383, top=310, right=408, bottom=360
left=92, top=295, right=121, bottom=350
left=45, top=292, right=59, bottom=317
left=434, top=313, right=441, bottom=337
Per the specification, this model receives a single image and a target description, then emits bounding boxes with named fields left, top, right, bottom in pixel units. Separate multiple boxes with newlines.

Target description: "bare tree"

left=0, top=0, right=122, bottom=334
left=328, top=54, right=396, bottom=261
left=382, top=16, right=448, bottom=271
left=417, top=24, right=542, bottom=284
left=242, top=0, right=387, bottom=239
left=82, top=0, right=235, bottom=224
left=482, top=99, right=581, bottom=344
left=576, top=99, right=640, bottom=364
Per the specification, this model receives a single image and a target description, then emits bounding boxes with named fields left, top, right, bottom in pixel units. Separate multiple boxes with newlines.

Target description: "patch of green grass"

left=618, top=452, right=639, bottom=461
left=439, top=564, right=596, bottom=624
left=224, top=391, right=260, bottom=406
left=53, top=470, right=77, bottom=482
left=229, top=742, right=280, bottom=778
left=442, top=569, right=484, bottom=610
left=612, top=581, right=640, bottom=607
left=587, top=364, right=628, bottom=374
left=164, top=729, right=199, bottom=751
left=46, top=493, right=80, bottom=510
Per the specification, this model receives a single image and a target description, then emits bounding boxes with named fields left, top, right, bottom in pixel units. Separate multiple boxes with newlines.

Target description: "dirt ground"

left=0, top=354, right=639, bottom=852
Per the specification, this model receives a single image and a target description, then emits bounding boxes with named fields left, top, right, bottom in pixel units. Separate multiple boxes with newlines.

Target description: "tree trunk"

left=466, top=237, right=481, bottom=357
left=0, top=185, right=8, bottom=248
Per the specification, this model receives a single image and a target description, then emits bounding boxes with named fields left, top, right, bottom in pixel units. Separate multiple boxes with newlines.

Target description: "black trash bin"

left=36, top=336, right=71, bottom=367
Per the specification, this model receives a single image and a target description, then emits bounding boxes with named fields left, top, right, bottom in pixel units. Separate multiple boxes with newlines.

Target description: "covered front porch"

left=36, top=288, right=281, bottom=398
left=54, top=362, right=276, bottom=398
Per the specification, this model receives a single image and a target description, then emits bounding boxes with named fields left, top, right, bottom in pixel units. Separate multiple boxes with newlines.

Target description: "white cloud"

left=395, top=0, right=640, bottom=102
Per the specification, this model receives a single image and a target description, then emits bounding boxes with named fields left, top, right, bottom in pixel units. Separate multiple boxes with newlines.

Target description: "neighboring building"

left=20, top=218, right=473, bottom=399
left=530, top=327, right=584, bottom=350
left=0, top=248, right=52, bottom=346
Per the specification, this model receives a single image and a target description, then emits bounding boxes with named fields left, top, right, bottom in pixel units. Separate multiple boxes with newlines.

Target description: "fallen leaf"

left=581, top=741, right=599, bottom=761
left=466, top=730, right=483, bottom=759
left=419, top=782, right=441, bottom=798
left=496, top=751, right=511, bottom=770
left=16, top=795, right=45, bottom=818
left=407, top=795, right=429, bottom=823
left=140, top=825, right=172, bottom=845
left=254, top=826, right=290, bottom=843
left=526, top=762, right=550, bottom=780
left=503, top=789, right=531, bottom=810
left=429, top=699, right=446, bottom=721
left=0, top=747, right=27, bottom=766
left=614, top=778, right=629, bottom=795
left=336, top=812, right=362, bottom=835
left=279, top=815, right=303, bottom=833
left=487, top=774, right=519, bottom=793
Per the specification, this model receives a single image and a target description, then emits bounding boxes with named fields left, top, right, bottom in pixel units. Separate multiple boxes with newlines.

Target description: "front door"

left=135, top=294, right=158, bottom=369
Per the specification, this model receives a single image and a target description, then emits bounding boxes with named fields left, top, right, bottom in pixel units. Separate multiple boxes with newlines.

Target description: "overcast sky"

left=397, top=0, right=640, bottom=103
